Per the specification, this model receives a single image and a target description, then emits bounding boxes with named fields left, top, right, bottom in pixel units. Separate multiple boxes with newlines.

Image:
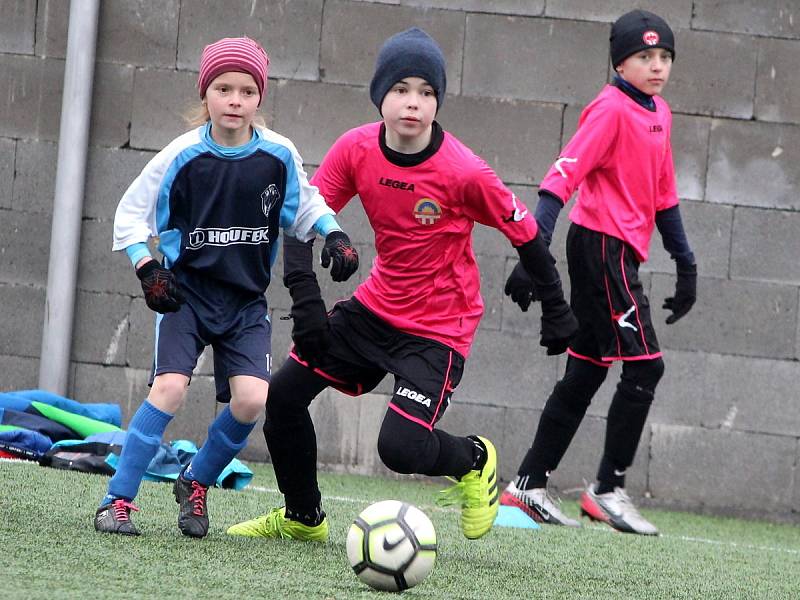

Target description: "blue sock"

left=187, top=405, right=255, bottom=487
left=105, top=400, right=173, bottom=502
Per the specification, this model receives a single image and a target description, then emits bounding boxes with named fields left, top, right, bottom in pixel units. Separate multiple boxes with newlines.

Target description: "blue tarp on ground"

left=0, top=390, right=121, bottom=426
left=2, top=390, right=253, bottom=490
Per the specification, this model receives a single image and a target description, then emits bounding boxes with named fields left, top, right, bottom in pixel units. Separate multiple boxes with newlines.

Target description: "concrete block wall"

left=1, top=0, right=799, bottom=520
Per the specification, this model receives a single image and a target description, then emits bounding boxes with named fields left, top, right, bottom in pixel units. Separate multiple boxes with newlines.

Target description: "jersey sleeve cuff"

left=312, top=214, right=342, bottom=238
left=125, top=243, right=152, bottom=267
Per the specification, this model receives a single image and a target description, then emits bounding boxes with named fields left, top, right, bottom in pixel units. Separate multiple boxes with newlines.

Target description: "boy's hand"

left=135, top=260, right=185, bottom=313
left=321, top=231, right=359, bottom=282
left=538, top=284, right=579, bottom=355
left=504, top=261, right=536, bottom=311
left=663, top=264, right=697, bottom=324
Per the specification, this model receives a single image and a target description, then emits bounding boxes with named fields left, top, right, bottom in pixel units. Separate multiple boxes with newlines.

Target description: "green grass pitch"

left=1, top=459, right=797, bottom=599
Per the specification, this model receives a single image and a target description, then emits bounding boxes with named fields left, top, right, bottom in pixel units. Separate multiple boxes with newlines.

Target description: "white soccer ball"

left=346, top=500, right=437, bottom=592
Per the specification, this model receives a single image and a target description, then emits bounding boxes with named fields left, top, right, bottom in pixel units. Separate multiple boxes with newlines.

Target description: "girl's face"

left=380, top=77, right=437, bottom=149
left=204, top=71, right=261, bottom=145
left=615, top=48, right=673, bottom=96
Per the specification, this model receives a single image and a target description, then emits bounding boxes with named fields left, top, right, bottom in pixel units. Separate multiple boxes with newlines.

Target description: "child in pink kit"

left=229, top=28, right=576, bottom=543
left=501, top=10, right=696, bottom=535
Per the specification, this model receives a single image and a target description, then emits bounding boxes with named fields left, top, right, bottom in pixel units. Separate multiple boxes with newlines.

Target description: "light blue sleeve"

left=125, top=243, right=152, bottom=267
left=313, top=214, right=341, bottom=237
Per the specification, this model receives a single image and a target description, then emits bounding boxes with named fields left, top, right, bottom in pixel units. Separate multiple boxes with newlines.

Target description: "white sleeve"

left=112, top=129, right=200, bottom=251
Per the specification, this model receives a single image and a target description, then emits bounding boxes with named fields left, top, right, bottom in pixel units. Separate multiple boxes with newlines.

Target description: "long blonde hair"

left=183, top=101, right=267, bottom=129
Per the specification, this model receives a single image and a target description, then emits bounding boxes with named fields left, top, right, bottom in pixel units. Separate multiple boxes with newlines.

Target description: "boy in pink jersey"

left=228, top=27, right=576, bottom=542
left=501, top=10, right=696, bottom=535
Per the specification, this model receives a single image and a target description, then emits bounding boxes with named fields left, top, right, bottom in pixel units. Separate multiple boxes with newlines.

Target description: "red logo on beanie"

left=643, top=30, right=660, bottom=45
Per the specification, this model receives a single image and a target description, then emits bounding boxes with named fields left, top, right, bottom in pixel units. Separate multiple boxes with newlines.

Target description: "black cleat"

left=94, top=499, right=141, bottom=536
left=174, top=471, right=209, bottom=538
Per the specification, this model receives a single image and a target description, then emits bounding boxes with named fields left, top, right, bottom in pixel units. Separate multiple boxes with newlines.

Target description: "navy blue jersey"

left=113, top=122, right=337, bottom=296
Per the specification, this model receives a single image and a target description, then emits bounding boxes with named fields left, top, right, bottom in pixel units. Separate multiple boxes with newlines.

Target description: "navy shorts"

left=290, top=298, right=464, bottom=431
left=566, top=223, right=662, bottom=366
left=150, top=294, right=271, bottom=402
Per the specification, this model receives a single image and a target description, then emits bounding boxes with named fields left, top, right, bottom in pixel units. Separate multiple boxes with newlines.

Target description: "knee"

left=626, top=357, right=665, bottom=390
left=548, top=359, right=610, bottom=416
left=377, top=422, right=434, bottom=475
left=229, top=377, right=268, bottom=422
left=377, top=431, right=416, bottom=474
left=619, top=358, right=665, bottom=403
left=149, top=373, right=189, bottom=413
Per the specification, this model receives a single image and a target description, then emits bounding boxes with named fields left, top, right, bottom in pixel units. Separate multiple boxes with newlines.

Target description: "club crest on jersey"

left=261, top=184, right=281, bottom=217
left=413, top=198, right=442, bottom=225
left=642, top=30, right=660, bottom=45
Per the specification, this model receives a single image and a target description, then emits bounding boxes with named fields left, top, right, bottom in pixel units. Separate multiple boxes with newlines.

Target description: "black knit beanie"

left=369, top=27, right=447, bottom=114
left=610, top=10, right=675, bottom=68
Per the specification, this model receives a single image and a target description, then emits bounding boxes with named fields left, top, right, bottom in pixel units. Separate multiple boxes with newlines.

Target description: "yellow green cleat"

left=226, top=507, right=329, bottom=542
left=437, top=436, right=499, bottom=539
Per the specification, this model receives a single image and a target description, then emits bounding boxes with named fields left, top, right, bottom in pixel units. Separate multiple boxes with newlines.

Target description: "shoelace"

left=436, top=477, right=464, bottom=508
left=613, top=489, right=643, bottom=518
left=266, top=508, right=295, bottom=539
left=112, top=499, right=139, bottom=522
left=189, top=481, right=208, bottom=516
left=531, top=488, right=562, bottom=512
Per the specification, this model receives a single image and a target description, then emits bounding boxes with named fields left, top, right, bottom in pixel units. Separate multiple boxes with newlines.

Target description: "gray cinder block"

left=178, top=0, right=324, bottom=81
left=463, top=15, right=608, bottom=105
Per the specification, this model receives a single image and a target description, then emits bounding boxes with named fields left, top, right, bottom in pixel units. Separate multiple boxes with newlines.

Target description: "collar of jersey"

left=612, top=75, right=656, bottom=112
left=201, top=122, right=261, bottom=158
left=379, top=121, right=444, bottom=167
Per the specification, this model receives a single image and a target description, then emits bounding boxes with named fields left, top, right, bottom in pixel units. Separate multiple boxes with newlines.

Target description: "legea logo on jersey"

left=413, top=198, right=441, bottom=225
left=187, top=227, right=270, bottom=250
left=261, top=184, right=281, bottom=217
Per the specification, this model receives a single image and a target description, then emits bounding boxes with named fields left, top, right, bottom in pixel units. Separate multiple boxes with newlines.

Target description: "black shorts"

left=566, top=223, right=661, bottom=366
left=290, top=298, right=464, bottom=431
left=150, top=291, right=271, bottom=403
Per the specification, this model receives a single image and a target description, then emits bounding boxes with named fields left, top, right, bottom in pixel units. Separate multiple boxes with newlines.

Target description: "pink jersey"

left=311, top=121, right=538, bottom=358
left=540, top=85, right=678, bottom=262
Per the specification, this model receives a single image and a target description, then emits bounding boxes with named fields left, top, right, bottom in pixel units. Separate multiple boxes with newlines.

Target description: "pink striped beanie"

left=198, top=37, right=270, bottom=106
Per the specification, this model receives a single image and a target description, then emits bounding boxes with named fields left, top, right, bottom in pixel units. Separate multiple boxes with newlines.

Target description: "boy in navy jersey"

left=501, top=10, right=696, bottom=535
left=228, top=28, right=577, bottom=542
left=93, top=37, right=358, bottom=538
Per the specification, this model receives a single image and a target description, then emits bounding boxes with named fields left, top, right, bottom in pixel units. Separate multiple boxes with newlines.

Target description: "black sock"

left=514, top=474, right=547, bottom=491
left=467, top=436, right=487, bottom=471
left=595, top=481, right=616, bottom=495
left=285, top=505, right=325, bottom=527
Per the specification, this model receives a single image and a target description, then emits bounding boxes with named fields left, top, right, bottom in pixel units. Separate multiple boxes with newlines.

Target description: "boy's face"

left=204, top=71, right=261, bottom=143
left=615, top=48, right=673, bottom=95
left=380, top=77, right=437, bottom=142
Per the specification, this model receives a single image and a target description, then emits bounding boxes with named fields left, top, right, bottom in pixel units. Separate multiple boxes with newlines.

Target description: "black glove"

left=321, top=231, right=359, bottom=282
left=514, top=233, right=578, bottom=354
left=663, top=263, right=697, bottom=324
left=286, top=271, right=330, bottom=367
left=135, top=260, right=185, bottom=313
left=504, top=261, right=537, bottom=311
left=537, top=282, right=579, bottom=355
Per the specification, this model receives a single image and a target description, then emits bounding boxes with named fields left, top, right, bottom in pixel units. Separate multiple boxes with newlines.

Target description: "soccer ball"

left=346, top=500, right=437, bottom=592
